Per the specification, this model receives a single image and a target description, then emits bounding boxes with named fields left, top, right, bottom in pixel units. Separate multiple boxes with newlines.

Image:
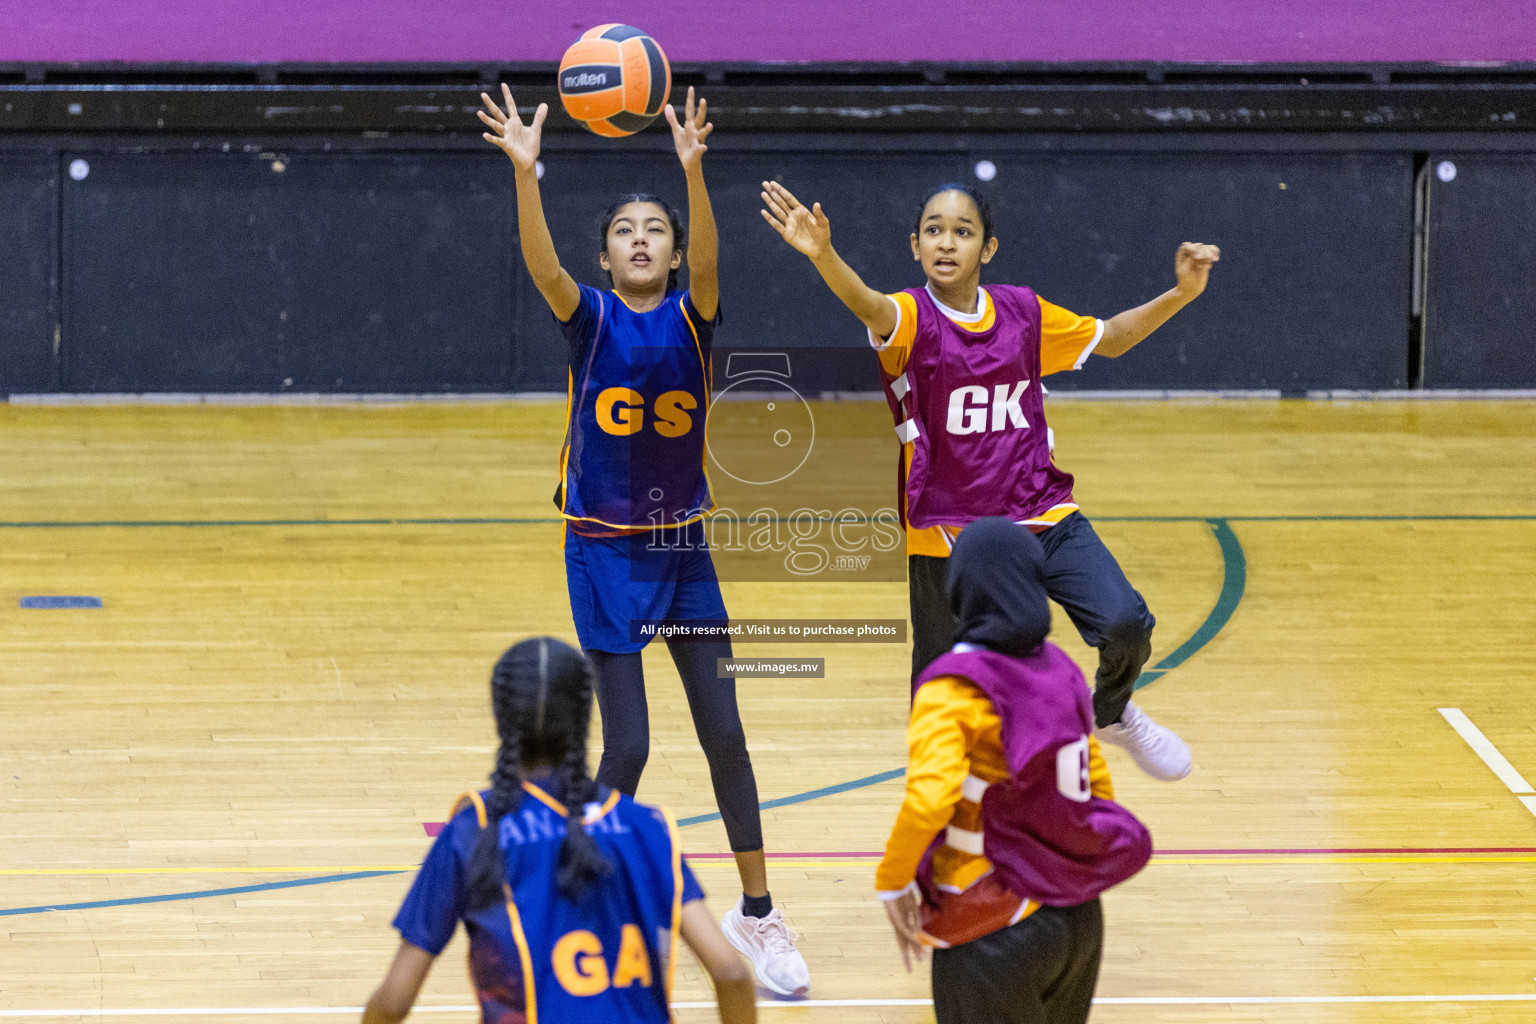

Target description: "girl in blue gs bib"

left=474, top=83, right=809, bottom=996
left=361, top=637, right=756, bottom=1024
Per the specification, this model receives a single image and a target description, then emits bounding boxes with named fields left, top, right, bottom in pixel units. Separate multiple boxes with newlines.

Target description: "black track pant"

left=931, top=899, right=1104, bottom=1024
left=909, top=513, right=1154, bottom=729
left=588, top=641, right=764, bottom=852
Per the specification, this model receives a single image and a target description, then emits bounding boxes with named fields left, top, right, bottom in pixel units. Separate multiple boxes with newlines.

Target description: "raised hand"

left=664, top=86, right=713, bottom=172
left=1174, top=242, right=1221, bottom=300
left=760, top=180, right=831, bottom=262
left=478, top=83, right=545, bottom=173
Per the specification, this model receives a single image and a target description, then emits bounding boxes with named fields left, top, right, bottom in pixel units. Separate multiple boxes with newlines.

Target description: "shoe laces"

left=750, top=910, right=801, bottom=956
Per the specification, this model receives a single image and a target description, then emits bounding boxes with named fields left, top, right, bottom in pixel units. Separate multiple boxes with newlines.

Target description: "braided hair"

left=464, top=637, right=612, bottom=909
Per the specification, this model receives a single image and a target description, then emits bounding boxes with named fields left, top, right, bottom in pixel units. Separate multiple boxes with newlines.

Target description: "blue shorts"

left=564, top=522, right=729, bottom=654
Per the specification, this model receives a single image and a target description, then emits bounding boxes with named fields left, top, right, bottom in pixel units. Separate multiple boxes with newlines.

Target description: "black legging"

left=909, top=513, right=1155, bottom=729
left=587, top=640, right=763, bottom=852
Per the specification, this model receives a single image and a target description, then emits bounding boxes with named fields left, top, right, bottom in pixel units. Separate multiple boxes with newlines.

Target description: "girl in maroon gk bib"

left=761, top=180, right=1220, bottom=782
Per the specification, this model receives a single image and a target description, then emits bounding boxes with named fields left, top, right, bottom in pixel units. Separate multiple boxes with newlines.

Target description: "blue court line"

left=0, top=502, right=1511, bottom=925
left=0, top=513, right=1533, bottom=528
left=0, top=516, right=1244, bottom=916
left=676, top=768, right=908, bottom=828
left=677, top=517, right=1248, bottom=828
left=0, top=515, right=1247, bottom=914
left=0, top=870, right=403, bottom=917
left=0, top=779, right=921, bottom=916
left=1, top=782, right=913, bottom=916
left=20, top=595, right=103, bottom=608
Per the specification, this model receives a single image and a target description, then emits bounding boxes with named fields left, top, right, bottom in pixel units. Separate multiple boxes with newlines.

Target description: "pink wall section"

left=4, top=0, right=1534, bottom=64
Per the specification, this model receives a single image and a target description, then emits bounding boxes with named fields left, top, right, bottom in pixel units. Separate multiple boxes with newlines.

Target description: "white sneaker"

left=1095, top=701, right=1192, bottom=781
left=720, top=898, right=810, bottom=998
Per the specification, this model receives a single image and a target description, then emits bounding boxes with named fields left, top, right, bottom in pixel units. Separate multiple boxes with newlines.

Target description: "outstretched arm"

left=1096, top=242, right=1220, bottom=358
left=760, top=180, right=898, bottom=339
left=666, top=88, right=718, bottom=321
left=479, top=84, right=581, bottom=322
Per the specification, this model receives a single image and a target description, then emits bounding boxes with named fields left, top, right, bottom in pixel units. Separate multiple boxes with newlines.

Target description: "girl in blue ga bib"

left=473, top=85, right=809, bottom=996
left=360, top=637, right=757, bottom=1024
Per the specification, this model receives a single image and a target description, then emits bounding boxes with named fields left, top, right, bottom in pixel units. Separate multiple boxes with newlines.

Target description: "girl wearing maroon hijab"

left=877, top=518, right=1152, bottom=1024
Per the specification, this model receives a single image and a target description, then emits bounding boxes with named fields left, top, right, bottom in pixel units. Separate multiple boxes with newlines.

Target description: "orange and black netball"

left=557, top=24, right=671, bottom=138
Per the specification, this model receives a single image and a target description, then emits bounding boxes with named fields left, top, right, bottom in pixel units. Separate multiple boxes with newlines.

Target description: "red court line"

left=689, top=851, right=876, bottom=859
left=687, top=847, right=1536, bottom=859
left=1158, top=847, right=1536, bottom=855
left=419, top=824, right=1536, bottom=858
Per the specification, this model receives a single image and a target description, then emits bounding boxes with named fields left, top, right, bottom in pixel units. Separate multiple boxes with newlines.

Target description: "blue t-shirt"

left=394, top=778, right=703, bottom=1024
left=556, top=286, right=720, bottom=531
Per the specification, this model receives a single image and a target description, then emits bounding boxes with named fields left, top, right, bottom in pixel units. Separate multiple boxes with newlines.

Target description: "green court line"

left=681, top=515, right=1248, bottom=832
left=0, top=515, right=1244, bottom=917
left=1133, top=518, right=1246, bottom=691
left=0, top=517, right=559, bottom=528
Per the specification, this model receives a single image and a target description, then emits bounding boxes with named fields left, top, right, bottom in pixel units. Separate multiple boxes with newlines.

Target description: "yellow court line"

left=1154, top=855, right=1536, bottom=865
left=9, top=855, right=1536, bottom=876
left=691, top=855, right=1536, bottom=868
left=0, top=866, right=419, bottom=876
left=690, top=859, right=880, bottom=869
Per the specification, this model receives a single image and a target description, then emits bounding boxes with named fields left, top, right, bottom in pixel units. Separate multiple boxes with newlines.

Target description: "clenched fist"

left=1174, top=242, right=1221, bottom=300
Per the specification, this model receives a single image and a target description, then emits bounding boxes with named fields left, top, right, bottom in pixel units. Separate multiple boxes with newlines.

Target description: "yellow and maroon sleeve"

left=1087, top=735, right=1115, bottom=801
left=870, top=292, right=920, bottom=378
left=876, top=675, right=990, bottom=893
left=1038, top=296, right=1103, bottom=376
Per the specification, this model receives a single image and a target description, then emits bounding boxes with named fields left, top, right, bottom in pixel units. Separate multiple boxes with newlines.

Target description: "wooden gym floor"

left=1, top=397, right=1535, bottom=1023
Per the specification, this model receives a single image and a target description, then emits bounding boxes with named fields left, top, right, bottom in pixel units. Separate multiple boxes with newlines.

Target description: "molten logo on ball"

left=561, top=70, right=610, bottom=91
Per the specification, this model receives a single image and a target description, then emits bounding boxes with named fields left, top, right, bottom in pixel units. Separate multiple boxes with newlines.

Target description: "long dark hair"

left=914, top=183, right=995, bottom=242
left=464, top=637, right=611, bottom=908
left=598, top=193, right=687, bottom=291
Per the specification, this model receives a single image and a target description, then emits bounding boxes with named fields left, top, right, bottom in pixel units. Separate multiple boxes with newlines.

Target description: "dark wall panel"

left=521, top=148, right=1410, bottom=393
left=52, top=145, right=1417, bottom=393
left=1424, top=155, right=1536, bottom=387
left=62, top=152, right=516, bottom=392
left=520, top=149, right=977, bottom=392
left=510, top=150, right=968, bottom=391
left=710, top=152, right=970, bottom=392
left=980, top=153, right=1412, bottom=390
left=0, top=156, right=58, bottom=394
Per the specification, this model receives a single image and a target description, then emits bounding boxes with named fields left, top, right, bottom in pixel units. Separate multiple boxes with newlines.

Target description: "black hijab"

left=946, top=517, right=1052, bottom=657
